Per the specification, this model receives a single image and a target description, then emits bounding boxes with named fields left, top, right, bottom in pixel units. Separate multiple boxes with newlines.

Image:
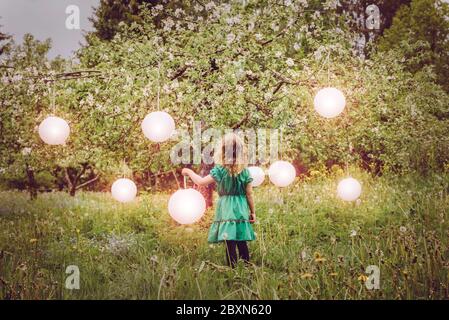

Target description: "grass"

left=1, top=169, right=448, bottom=299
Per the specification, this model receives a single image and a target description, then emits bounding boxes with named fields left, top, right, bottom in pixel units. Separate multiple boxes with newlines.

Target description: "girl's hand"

left=249, top=213, right=256, bottom=223
left=181, top=168, right=191, bottom=177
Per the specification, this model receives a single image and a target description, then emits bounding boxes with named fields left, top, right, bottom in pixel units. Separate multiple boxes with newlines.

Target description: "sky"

left=0, top=0, right=100, bottom=58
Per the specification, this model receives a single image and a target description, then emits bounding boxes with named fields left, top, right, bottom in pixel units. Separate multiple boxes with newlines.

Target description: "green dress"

left=207, top=165, right=256, bottom=243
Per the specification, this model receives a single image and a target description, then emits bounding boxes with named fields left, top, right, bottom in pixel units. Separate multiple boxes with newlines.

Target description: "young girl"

left=181, top=133, right=256, bottom=267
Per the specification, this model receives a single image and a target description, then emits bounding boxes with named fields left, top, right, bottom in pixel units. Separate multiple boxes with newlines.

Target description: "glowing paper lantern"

left=141, top=111, right=175, bottom=143
left=247, top=166, right=265, bottom=187
left=268, top=161, right=296, bottom=187
left=111, top=178, right=137, bottom=203
left=168, top=188, right=206, bottom=224
left=314, top=87, right=346, bottom=118
left=38, top=116, right=70, bottom=145
left=337, top=177, right=362, bottom=201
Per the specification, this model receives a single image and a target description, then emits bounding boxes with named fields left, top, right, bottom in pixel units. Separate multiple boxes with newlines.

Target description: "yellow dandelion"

left=357, top=274, right=368, bottom=282
left=315, top=257, right=327, bottom=263
left=310, top=170, right=320, bottom=176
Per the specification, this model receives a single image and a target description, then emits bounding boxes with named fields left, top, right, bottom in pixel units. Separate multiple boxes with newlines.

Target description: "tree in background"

left=88, top=0, right=164, bottom=41
left=378, top=0, right=449, bottom=91
left=0, top=23, right=11, bottom=55
left=1, top=0, right=448, bottom=198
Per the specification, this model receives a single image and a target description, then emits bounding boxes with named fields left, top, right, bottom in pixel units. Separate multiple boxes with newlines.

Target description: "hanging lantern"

left=141, top=111, right=175, bottom=143
left=314, top=87, right=346, bottom=118
left=38, top=116, right=70, bottom=145
left=247, top=166, right=265, bottom=187
left=337, top=177, right=362, bottom=201
left=111, top=178, right=137, bottom=203
left=168, top=188, right=206, bottom=224
left=268, top=161, right=296, bottom=187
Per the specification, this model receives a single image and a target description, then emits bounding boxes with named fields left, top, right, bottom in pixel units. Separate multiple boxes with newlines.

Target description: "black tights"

left=225, top=240, right=249, bottom=267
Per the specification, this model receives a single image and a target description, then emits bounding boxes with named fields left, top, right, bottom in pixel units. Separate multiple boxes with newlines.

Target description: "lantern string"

left=157, top=60, right=161, bottom=111
left=48, top=80, right=56, bottom=115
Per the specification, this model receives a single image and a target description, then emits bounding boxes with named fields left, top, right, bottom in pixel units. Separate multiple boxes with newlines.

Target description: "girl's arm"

left=245, top=183, right=256, bottom=223
left=181, top=168, right=215, bottom=186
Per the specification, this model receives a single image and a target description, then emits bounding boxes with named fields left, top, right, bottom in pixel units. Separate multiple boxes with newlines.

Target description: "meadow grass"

left=1, top=169, right=448, bottom=299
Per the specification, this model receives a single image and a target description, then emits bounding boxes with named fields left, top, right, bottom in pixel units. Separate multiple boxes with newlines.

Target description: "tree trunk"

left=25, top=164, right=37, bottom=200
left=64, top=165, right=88, bottom=197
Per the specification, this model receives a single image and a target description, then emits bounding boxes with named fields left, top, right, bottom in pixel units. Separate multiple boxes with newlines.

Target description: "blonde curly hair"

left=214, top=132, right=248, bottom=175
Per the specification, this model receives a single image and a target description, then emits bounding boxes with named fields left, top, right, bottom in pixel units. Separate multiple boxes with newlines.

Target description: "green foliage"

left=1, top=173, right=448, bottom=299
left=1, top=0, right=448, bottom=196
left=378, top=0, right=449, bottom=91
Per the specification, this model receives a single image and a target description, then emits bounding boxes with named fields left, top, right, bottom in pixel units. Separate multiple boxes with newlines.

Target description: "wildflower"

left=357, top=274, right=368, bottom=282
left=350, top=230, right=357, bottom=237
left=21, top=147, right=32, bottom=156
left=399, top=226, right=407, bottom=233
left=315, top=257, right=327, bottom=263
left=293, top=42, right=301, bottom=51
left=236, top=85, right=245, bottom=93
left=226, top=33, right=236, bottom=44
left=255, top=33, right=263, bottom=41
left=286, top=58, right=295, bottom=67
left=314, top=252, right=326, bottom=263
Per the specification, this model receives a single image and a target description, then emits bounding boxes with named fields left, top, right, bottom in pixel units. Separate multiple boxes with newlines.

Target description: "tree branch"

left=76, top=175, right=100, bottom=190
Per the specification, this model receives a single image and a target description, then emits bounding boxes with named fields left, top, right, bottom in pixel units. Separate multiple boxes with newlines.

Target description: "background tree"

left=378, top=0, right=449, bottom=91
left=0, top=24, right=11, bottom=56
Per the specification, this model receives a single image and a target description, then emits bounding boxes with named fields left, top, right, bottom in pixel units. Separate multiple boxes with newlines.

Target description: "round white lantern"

left=168, top=188, right=206, bottom=224
left=314, top=87, right=346, bottom=118
left=247, top=166, right=265, bottom=187
left=141, top=111, right=175, bottom=143
left=268, top=161, right=296, bottom=187
left=38, top=116, right=70, bottom=145
left=337, top=177, right=362, bottom=201
left=111, top=178, right=137, bottom=203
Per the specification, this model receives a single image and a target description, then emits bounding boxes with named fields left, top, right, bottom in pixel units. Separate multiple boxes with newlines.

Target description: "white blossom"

left=205, top=2, right=215, bottom=10
left=21, top=147, right=32, bottom=156
left=286, top=58, right=295, bottom=66
left=226, top=33, right=236, bottom=44
left=350, top=230, right=357, bottom=237
left=163, top=18, right=175, bottom=31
